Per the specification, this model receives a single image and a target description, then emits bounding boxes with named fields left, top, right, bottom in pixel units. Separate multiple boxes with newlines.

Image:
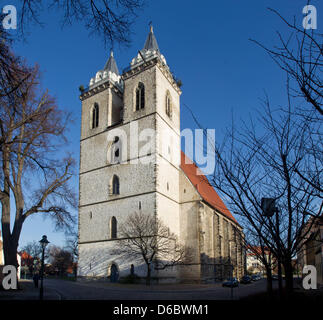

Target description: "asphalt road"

left=41, top=278, right=275, bottom=300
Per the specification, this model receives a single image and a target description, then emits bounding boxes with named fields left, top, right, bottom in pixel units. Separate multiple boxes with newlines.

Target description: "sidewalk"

left=0, top=280, right=61, bottom=300
left=76, top=279, right=224, bottom=291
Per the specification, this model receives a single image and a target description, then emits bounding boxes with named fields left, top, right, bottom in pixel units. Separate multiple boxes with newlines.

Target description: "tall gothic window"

left=110, top=216, right=117, bottom=239
left=92, top=103, right=99, bottom=128
left=165, top=91, right=172, bottom=118
left=135, top=82, right=145, bottom=111
left=112, top=175, right=120, bottom=195
left=219, top=235, right=222, bottom=261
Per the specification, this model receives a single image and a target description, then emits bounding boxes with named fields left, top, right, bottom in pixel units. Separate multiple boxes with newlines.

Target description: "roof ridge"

left=180, top=151, right=240, bottom=226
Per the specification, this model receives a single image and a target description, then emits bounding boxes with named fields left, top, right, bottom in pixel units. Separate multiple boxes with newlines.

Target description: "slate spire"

left=143, top=25, right=159, bottom=52
left=104, top=50, right=119, bottom=75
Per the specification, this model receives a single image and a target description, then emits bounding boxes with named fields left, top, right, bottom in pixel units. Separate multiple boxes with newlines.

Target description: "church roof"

left=180, top=151, right=239, bottom=225
left=143, top=25, right=160, bottom=52
left=104, top=51, right=119, bottom=75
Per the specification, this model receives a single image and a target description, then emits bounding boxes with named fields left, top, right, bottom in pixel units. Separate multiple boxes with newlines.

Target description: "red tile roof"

left=180, top=151, right=238, bottom=225
left=20, top=251, right=33, bottom=260
left=246, top=246, right=270, bottom=256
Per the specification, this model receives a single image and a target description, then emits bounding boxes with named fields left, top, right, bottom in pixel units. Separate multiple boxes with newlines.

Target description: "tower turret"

left=130, top=25, right=168, bottom=69
left=89, top=50, right=123, bottom=91
left=104, top=51, right=120, bottom=75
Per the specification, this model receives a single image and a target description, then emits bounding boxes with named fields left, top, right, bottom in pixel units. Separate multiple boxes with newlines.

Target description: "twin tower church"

left=77, top=26, right=245, bottom=282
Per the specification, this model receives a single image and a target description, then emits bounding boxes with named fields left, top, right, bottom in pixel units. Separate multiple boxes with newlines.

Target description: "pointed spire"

left=143, top=24, right=159, bottom=52
left=104, top=50, right=119, bottom=75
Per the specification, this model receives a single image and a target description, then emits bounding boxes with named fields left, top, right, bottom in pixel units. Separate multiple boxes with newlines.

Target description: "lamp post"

left=39, top=235, right=49, bottom=300
left=261, top=198, right=283, bottom=297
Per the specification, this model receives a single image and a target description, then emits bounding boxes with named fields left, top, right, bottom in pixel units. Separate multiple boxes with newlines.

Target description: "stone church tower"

left=78, top=27, right=245, bottom=282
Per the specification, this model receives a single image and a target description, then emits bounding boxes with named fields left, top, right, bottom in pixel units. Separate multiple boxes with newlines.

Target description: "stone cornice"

left=122, top=57, right=182, bottom=95
left=79, top=80, right=123, bottom=101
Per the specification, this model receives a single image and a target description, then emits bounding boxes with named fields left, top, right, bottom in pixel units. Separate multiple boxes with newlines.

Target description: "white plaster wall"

left=79, top=193, right=156, bottom=243
left=155, top=67, right=180, bottom=135
left=123, top=66, right=157, bottom=123
left=156, top=193, right=180, bottom=236
left=156, top=115, right=181, bottom=168
left=78, top=241, right=150, bottom=278
left=80, top=115, right=156, bottom=174
left=81, top=88, right=110, bottom=140
left=79, top=158, right=156, bottom=206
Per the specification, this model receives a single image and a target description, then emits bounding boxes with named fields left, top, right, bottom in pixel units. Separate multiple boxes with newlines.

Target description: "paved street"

left=0, top=278, right=279, bottom=300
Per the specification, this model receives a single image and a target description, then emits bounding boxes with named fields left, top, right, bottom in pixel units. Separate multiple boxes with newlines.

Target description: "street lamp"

left=261, top=198, right=283, bottom=296
left=39, top=235, right=49, bottom=300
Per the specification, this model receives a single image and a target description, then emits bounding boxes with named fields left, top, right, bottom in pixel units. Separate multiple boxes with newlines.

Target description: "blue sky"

left=1, top=0, right=321, bottom=248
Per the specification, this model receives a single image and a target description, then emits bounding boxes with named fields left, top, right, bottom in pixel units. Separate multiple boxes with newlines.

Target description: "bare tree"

left=185, top=80, right=321, bottom=299
left=0, top=0, right=145, bottom=105
left=112, top=212, right=192, bottom=285
left=0, top=0, right=145, bottom=276
left=65, top=229, right=78, bottom=262
left=20, top=240, right=43, bottom=260
left=0, top=34, right=50, bottom=150
left=20, top=240, right=50, bottom=273
left=250, top=5, right=322, bottom=199
left=64, top=230, right=78, bottom=277
left=0, top=29, right=29, bottom=100
left=0, top=57, right=76, bottom=270
left=208, top=88, right=321, bottom=296
left=244, top=226, right=275, bottom=296
left=1, top=0, right=145, bottom=103
left=250, top=6, right=322, bottom=117
left=18, top=0, right=144, bottom=46
left=49, top=245, right=73, bottom=276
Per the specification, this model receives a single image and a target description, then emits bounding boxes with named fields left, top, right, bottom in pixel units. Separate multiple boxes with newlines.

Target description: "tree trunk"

left=2, top=235, right=19, bottom=268
left=265, top=266, right=273, bottom=298
left=277, top=258, right=283, bottom=298
left=275, top=210, right=283, bottom=299
left=283, top=258, right=294, bottom=297
left=146, top=264, right=151, bottom=286
left=1, top=198, right=19, bottom=269
left=1, top=210, right=20, bottom=289
left=1, top=207, right=23, bottom=270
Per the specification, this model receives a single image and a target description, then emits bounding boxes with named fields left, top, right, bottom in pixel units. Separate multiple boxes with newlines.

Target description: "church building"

left=77, top=26, right=245, bottom=282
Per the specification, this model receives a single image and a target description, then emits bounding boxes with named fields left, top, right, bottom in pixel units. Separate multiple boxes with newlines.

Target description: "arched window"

left=110, top=216, right=117, bottom=239
left=92, top=103, right=99, bottom=128
left=165, top=92, right=172, bottom=118
left=135, top=82, right=145, bottom=111
left=112, top=175, right=120, bottom=195
left=112, top=136, right=121, bottom=163
left=109, top=263, right=119, bottom=282
left=107, top=136, right=122, bottom=164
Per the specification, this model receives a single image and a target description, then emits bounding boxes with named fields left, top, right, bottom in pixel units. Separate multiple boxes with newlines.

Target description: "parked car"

left=251, top=275, right=261, bottom=281
left=272, top=275, right=285, bottom=280
left=222, top=278, right=239, bottom=287
left=240, top=275, right=252, bottom=284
